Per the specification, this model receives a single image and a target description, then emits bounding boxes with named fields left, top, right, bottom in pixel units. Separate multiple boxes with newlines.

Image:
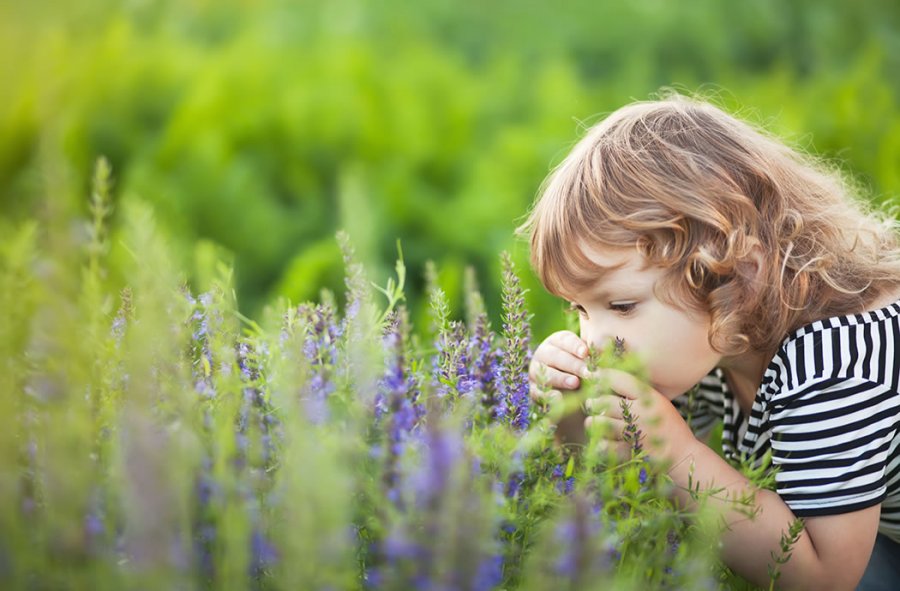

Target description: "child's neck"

left=720, top=351, right=772, bottom=416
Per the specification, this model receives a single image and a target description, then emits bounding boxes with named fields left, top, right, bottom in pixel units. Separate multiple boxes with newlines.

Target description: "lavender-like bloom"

left=426, top=281, right=458, bottom=400
left=192, top=460, right=219, bottom=580
left=552, top=463, right=575, bottom=495
left=188, top=291, right=217, bottom=399
left=110, top=287, right=132, bottom=349
left=620, top=398, right=644, bottom=456
left=83, top=488, right=106, bottom=556
left=469, top=312, right=501, bottom=413
left=496, top=252, right=532, bottom=430
left=378, top=419, right=502, bottom=591
left=236, top=340, right=277, bottom=467
left=412, top=421, right=465, bottom=509
left=433, top=320, right=479, bottom=400
left=505, top=451, right=525, bottom=499
left=337, top=231, right=368, bottom=325
left=378, top=316, right=421, bottom=504
left=374, top=422, right=464, bottom=590
left=249, top=526, right=279, bottom=579
left=473, top=553, right=505, bottom=591
left=667, top=530, right=680, bottom=555
left=296, top=303, right=341, bottom=423
left=451, top=323, right=479, bottom=399
left=553, top=494, right=611, bottom=585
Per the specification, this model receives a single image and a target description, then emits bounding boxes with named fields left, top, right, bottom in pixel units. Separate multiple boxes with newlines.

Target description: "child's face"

left=565, top=244, right=721, bottom=399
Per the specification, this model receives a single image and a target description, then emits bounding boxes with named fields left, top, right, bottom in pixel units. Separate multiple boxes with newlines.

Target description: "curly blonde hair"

left=520, top=94, right=900, bottom=355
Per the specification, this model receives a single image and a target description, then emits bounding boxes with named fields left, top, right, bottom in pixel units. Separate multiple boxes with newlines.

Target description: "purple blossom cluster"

left=552, top=463, right=575, bottom=495
left=432, top=320, right=481, bottom=400
left=188, top=292, right=217, bottom=399
left=13, top=237, right=711, bottom=591
left=552, top=494, right=613, bottom=584
left=376, top=312, right=423, bottom=503
left=296, top=302, right=342, bottom=423
left=495, top=253, right=532, bottom=430
left=469, top=312, right=501, bottom=415
left=370, top=419, right=504, bottom=591
left=620, top=399, right=644, bottom=456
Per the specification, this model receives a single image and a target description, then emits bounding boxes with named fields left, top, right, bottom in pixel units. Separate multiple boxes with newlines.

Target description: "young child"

left=521, top=94, right=900, bottom=590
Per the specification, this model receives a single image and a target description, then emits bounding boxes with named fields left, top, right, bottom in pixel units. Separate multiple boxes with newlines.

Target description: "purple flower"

left=188, top=291, right=217, bottom=399
left=553, top=495, right=610, bottom=584
left=506, top=471, right=524, bottom=499
left=496, top=253, right=532, bottom=430
left=383, top=528, right=426, bottom=563
left=553, top=463, right=575, bottom=495
left=620, top=399, right=644, bottom=456
left=474, top=553, right=504, bottom=591
left=469, top=313, right=501, bottom=414
left=195, top=524, right=216, bottom=580
left=337, top=231, right=370, bottom=328
left=432, top=321, right=477, bottom=400
left=295, top=303, right=341, bottom=423
left=235, top=340, right=278, bottom=467
left=250, top=527, right=279, bottom=577
left=378, top=319, right=421, bottom=504
left=412, top=422, right=465, bottom=507
left=110, top=289, right=131, bottom=348
left=667, top=530, right=680, bottom=555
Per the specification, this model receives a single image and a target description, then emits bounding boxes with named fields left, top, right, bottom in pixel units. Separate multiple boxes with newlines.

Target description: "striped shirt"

left=673, top=299, right=900, bottom=542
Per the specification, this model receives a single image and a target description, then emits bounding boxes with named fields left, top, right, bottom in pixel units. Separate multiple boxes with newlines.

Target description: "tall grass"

left=0, top=159, right=784, bottom=590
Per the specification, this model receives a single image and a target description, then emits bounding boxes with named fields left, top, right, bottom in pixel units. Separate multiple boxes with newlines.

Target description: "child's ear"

left=737, top=242, right=766, bottom=286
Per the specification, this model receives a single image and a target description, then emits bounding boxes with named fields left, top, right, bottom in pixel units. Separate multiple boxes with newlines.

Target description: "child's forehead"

left=554, top=240, right=649, bottom=297
left=576, top=240, right=640, bottom=268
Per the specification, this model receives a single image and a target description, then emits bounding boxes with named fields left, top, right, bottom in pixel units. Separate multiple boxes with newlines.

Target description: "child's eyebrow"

left=567, top=259, right=659, bottom=302
left=558, top=263, right=630, bottom=302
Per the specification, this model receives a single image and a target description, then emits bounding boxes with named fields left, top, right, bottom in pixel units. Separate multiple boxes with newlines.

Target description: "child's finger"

left=590, top=438, right=631, bottom=462
left=583, top=397, right=624, bottom=420
left=584, top=367, right=652, bottom=401
left=531, top=344, right=589, bottom=381
left=529, top=361, right=581, bottom=390
left=546, top=330, right=589, bottom=358
left=529, top=383, right=562, bottom=404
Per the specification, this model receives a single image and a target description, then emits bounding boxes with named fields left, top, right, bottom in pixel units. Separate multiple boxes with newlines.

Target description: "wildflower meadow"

left=0, top=159, right=790, bottom=590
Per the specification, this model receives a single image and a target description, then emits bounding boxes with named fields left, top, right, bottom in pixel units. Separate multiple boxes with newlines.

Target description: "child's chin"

left=655, top=384, right=686, bottom=401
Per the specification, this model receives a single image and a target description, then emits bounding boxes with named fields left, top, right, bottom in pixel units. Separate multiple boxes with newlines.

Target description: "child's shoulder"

left=766, top=293, right=900, bottom=395
left=786, top=294, right=900, bottom=343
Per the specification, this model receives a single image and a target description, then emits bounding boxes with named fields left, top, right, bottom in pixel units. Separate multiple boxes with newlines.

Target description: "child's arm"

left=671, top=439, right=879, bottom=590
left=590, top=368, right=879, bottom=590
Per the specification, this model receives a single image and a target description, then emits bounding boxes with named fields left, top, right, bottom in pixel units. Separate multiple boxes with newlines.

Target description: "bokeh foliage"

left=2, top=0, right=899, bottom=338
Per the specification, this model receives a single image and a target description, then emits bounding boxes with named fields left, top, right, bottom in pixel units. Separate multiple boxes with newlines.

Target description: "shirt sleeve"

left=768, top=376, right=900, bottom=516
left=672, top=369, right=726, bottom=439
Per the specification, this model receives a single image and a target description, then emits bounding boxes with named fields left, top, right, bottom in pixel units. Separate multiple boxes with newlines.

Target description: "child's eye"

left=609, top=302, right=637, bottom=315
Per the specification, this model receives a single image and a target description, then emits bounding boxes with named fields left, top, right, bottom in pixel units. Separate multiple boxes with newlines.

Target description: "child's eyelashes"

left=609, top=302, right=637, bottom=315
left=566, top=301, right=637, bottom=317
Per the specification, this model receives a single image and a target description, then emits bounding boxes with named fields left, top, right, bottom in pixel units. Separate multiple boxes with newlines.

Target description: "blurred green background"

left=2, top=0, right=899, bottom=339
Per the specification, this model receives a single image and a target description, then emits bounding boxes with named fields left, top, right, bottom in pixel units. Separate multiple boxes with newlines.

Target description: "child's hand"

left=582, top=368, right=697, bottom=463
left=528, top=330, right=589, bottom=404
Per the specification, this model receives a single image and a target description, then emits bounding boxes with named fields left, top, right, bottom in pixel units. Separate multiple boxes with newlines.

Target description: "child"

left=520, top=94, right=900, bottom=590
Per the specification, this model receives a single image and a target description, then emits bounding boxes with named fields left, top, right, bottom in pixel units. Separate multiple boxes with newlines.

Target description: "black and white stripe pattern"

left=673, top=300, right=900, bottom=542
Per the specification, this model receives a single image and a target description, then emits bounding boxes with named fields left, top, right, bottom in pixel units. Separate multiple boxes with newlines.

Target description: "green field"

left=1, top=2, right=898, bottom=588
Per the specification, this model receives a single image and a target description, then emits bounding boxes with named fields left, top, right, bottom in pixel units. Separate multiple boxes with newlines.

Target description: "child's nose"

left=580, top=321, right=612, bottom=349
